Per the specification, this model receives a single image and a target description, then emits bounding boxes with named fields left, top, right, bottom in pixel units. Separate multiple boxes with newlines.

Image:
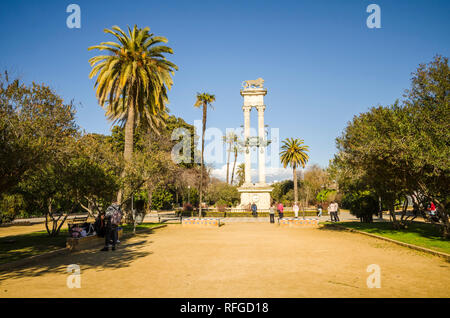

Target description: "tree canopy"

left=331, top=55, right=449, bottom=236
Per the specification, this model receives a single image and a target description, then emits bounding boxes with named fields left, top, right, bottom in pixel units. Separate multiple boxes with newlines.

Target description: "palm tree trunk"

left=199, top=103, right=207, bottom=218
left=226, top=142, right=231, bottom=184
left=293, top=166, right=298, bottom=203
left=230, top=148, right=238, bottom=185
left=117, top=100, right=135, bottom=204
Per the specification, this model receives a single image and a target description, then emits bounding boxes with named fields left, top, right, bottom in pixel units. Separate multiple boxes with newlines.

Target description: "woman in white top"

left=293, top=202, right=299, bottom=218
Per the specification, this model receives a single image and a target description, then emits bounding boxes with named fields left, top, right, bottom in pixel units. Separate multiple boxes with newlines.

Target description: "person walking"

left=293, top=202, right=299, bottom=218
left=334, top=201, right=340, bottom=222
left=328, top=202, right=335, bottom=222
left=429, top=201, right=437, bottom=216
left=269, top=204, right=275, bottom=224
left=101, top=202, right=122, bottom=251
left=317, top=203, right=323, bottom=217
left=277, top=202, right=284, bottom=220
left=251, top=202, right=258, bottom=218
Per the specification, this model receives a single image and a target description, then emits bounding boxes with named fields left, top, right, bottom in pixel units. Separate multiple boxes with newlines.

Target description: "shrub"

left=0, top=194, right=26, bottom=224
left=216, top=199, right=229, bottom=212
left=343, top=191, right=378, bottom=222
left=205, top=182, right=240, bottom=206
left=151, top=187, right=173, bottom=210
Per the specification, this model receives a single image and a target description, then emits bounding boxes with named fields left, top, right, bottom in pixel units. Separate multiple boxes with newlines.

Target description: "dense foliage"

left=331, top=56, right=449, bottom=236
left=0, top=72, right=207, bottom=234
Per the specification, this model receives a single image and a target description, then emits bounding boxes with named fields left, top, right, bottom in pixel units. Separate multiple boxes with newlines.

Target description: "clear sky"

left=1, top=0, right=449, bottom=181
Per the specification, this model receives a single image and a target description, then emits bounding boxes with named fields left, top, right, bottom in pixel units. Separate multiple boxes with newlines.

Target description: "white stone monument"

left=238, top=78, right=273, bottom=211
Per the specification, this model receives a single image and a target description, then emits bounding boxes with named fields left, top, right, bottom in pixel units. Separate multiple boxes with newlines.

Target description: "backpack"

left=106, top=204, right=122, bottom=226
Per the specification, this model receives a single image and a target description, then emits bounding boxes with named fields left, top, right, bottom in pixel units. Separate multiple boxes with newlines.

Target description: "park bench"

left=157, top=211, right=182, bottom=223
left=68, top=215, right=89, bottom=225
left=66, top=227, right=123, bottom=252
left=67, top=215, right=95, bottom=237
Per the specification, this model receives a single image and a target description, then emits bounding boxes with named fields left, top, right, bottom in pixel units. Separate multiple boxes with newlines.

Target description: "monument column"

left=238, top=79, right=272, bottom=211
left=257, top=105, right=266, bottom=185
left=243, top=105, right=252, bottom=185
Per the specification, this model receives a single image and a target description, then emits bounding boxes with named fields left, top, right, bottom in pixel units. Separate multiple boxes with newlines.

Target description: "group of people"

left=266, top=201, right=339, bottom=223
left=327, top=201, right=340, bottom=222
left=94, top=202, right=123, bottom=252
left=268, top=202, right=285, bottom=223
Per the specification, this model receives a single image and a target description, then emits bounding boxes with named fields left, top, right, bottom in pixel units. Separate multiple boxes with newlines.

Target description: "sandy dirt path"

left=0, top=223, right=448, bottom=298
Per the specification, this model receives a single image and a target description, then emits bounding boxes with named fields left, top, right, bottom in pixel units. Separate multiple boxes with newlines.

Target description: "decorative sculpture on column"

left=238, top=78, right=273, bottom=211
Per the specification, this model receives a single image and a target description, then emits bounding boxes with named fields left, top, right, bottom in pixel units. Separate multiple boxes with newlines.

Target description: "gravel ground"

left=0, top=223, right=448, bottom=298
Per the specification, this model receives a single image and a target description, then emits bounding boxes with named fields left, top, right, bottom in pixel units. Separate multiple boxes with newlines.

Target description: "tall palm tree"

left=194, top=93, right=215, bottom=217
left=230, top=138, right=241, bottom=185
left=223, top=132, right=238, bottom=184
left=280, top=138, right=309, bottom=205
left=88, top=25, right=177, bottom=203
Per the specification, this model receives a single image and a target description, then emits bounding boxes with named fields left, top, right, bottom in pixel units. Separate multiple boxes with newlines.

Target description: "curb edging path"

left=326, top=223, right=450, bottom=262
left=0, top=224, right=167, bottom=271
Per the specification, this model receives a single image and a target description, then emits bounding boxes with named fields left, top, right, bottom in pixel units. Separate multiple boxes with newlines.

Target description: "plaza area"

left=0, top=223, right=449, bottom=298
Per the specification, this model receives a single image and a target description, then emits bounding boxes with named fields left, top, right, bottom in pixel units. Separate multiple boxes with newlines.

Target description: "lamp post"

left=187, top=186, right=191, bottom=204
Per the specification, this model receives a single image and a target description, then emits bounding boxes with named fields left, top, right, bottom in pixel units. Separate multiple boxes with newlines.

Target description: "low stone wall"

left=66, top=228, right=123, bottom=251
left=279, top=218, right=320, bottom=228
left=178, top=211, right=327, bottom=218
left=182, top=218, right=221, bottom=227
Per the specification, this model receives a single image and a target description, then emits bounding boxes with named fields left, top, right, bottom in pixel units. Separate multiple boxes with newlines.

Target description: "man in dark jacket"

left=251, top=203, right=258, bottom=217
left=100, top=202, right=121, bottom=252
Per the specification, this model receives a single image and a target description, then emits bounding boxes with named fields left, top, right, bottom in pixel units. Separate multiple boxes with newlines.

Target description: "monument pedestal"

left=238, top=184, right=273, bottom=211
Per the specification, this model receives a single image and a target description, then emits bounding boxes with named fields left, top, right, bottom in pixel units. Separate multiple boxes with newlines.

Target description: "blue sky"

left=1, top=0, right=449, bottom=181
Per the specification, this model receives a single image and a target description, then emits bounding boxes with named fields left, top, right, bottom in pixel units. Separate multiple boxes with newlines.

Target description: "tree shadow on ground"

left=318, top=223, right=348, bottom=232
left=0, top=234, right=154, bottom=281
left=0, top=231, right=67, bottom=265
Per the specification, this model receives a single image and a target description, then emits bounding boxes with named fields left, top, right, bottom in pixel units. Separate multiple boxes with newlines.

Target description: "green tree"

left=206, top=181, right=240, bottom=206
left=19, top=152, right=117, bottom=236
left=151, top=186, right=173, bottom=210
left=303, top=164, right=330, bottom=206
left=402, top=55, right=450, bottom=235
left=236, top=163, right=245, bottom=187
left=0, top=73, right=78, bottom=195
left=194, top=92, right=215, bottom=217
left=342, top=191, right=379, bottom=223
left=88, top=25, right=178, bottom=204
left=316, top=189, right=336, bottom=205
left=332, top=55, right=449, bottom=235
left=280, top=138, right=309, bottom=205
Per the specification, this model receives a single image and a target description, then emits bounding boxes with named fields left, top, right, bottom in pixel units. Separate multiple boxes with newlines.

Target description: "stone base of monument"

left=238, top=184, right=273, bottom=211
left=279, top=218, right=320, bottom=228
left=182, top=218, right=221, bottom=227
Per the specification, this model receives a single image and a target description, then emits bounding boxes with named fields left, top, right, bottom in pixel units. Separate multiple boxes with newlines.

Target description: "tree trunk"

left=378, top=196, right=382, bottom=219
left=390, top=203, right=401, bottom=229
left=226, top=141, right=231, bottom=184
left=147, top=189, right=153, bottom=213
left=230, top=148, right=238, bottom=185
left=117, top=100, right=136, bottom=204
left=199, top=103, right=207, bottom=218
left=433, top=197, right=450, bottom=239
left=293, top=166, right=298, bottom=203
